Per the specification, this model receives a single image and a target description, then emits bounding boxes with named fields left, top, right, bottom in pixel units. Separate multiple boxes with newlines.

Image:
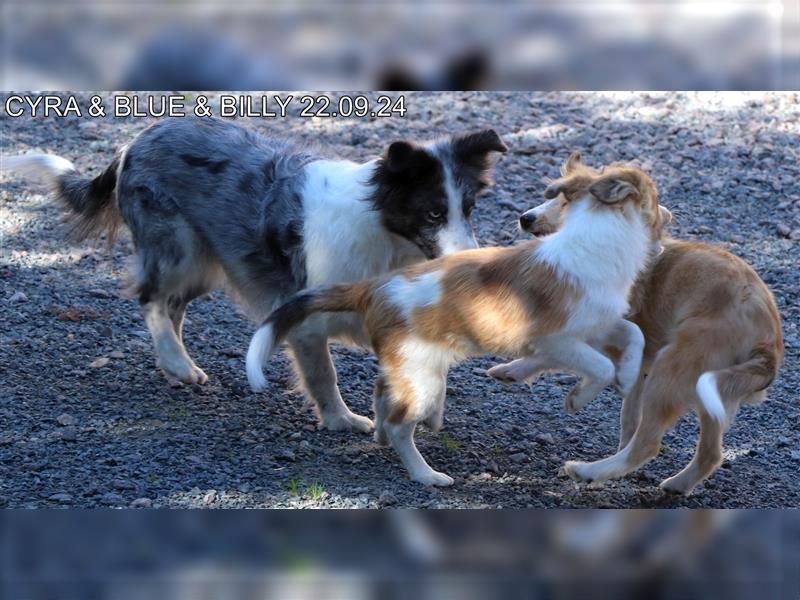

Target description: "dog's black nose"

left=519, top=212, right=537, bottom=230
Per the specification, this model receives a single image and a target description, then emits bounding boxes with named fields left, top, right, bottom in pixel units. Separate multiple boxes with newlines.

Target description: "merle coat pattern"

left=7, top=117, right=507, bottom=432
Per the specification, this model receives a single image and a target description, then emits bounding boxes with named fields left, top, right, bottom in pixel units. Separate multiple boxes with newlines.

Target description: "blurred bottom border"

left=1, top=509, right=797, bottom=600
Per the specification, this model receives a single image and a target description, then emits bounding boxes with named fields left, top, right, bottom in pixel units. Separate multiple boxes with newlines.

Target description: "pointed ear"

left=561, top=151, right=582, bottom=176
left=589, top=177, right=639, bottom=204
left=453, top=129, right=508, bottom=158
left=659, top=205, right=673, bottom=225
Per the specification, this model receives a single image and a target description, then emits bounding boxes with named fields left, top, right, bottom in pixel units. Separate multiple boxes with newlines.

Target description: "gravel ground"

left=1, top=92, right=798, bottom=508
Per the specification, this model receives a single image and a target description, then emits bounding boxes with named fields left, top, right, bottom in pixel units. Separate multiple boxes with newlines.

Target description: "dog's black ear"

left=589, top=177, right=639, bottom=204
left=385, top=141, right=433, bottom=176
left=454, top=129, right=508, bottom=158
left=560, top=151, right=582, bottom=176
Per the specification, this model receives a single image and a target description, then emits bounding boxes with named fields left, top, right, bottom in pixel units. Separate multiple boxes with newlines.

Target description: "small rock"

left=56, top=413, right=76, bottom=427
left=535, top=433, right=555, bottom=444
left=509, top=452, right=527, bottom=463
left=113, top=479, right=135, bottom=490
left=130, top=497, right=152, bottom=508
left=790, top=229, right=800, bottom=241
left=299, top=440, right=311, bottom=450
left=378, top=490, right=397, bottom=506
left=777, top=223, right=791, bottom=237
left=290, top=432, right=303, bottom=440
left=100, top=492, right=125, bottom=506
left=58, top=427, right=78, bottom=441
left=203, top=490, right=218, bottom=504
left=729, top=234, right=745, bottom=244
left=276, top=449, right=296, bottom=461
left=89, top=357, right=110, bottom=369
left=108, top=350, right=125, bottom=359
left=790, top=451, right=800, bottom=461
left=49, top=493, right=73, bottom=503
left=8, top=291, right=27, bottom=303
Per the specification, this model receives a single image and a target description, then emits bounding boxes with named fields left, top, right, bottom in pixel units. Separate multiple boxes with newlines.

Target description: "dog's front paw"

left=564, top=386, right=585, bottom=415
left=320, top=410, right=374, bottom=433
left=563, top=460, right=594, bottom=483
left=160, top=360, right=208, bottom=386
left=658, top=475, right=698, bottom=496
left=486, top=362, right=523, bottom=384
left=411, top=470, right=454, bottom=487
left=564, top=383, right=602, bottom=415
left=487, top=359, right=540, bottom=385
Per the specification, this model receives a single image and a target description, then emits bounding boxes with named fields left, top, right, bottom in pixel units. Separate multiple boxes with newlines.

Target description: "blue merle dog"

left=7, top=116, right=507, bottom=432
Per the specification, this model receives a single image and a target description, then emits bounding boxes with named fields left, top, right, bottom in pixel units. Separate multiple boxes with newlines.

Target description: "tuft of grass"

left=441, top=433, right=461, bottom=452
left=147, top=473, right=159, bottom=484
left=306, top=482, right=326, bottom=501
left=288, top=477, right=301, bottom=497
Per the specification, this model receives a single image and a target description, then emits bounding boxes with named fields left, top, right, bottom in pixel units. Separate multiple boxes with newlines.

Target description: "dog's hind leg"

left=373, top=373, right=390, bottom=445
left=564, top=347, right=686, bottom=485
left=287, top=331, right=374, bottom=433
left=383, top=341, right=453, bottom=486
left=142, top=298, right=208, bottom=385
left=166, top=287, right=207, bottom=343
left=659, top=411, right=724, bottom=495
left=131, top=222, right=215, bottom=386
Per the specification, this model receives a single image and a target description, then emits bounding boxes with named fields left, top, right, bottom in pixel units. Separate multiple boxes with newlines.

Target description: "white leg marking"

left=564, top=442, right=633, bottom=485
left=386, top=421, right=453, bottom=487
left=143, top=301, right=207, bottom=385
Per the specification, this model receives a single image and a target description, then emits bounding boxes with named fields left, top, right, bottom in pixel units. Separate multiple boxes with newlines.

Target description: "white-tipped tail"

left=2, top=153, right=75, bottom=183
left=696, top=372, right=727, bottom=425
left=246, top=323, right=276, bottom=392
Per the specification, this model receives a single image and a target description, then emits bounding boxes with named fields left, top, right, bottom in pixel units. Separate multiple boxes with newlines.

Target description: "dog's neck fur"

left=301, top=159, right=422, bottom=287
left=534, top=196, right=650, bottom=294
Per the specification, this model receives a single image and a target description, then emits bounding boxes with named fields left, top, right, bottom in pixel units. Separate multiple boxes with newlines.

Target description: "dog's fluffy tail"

left=246, top=282, right=373, bottom=391
left=4, top=152, right=122, bottom=242
left=696, top=344, right=780, bottom=426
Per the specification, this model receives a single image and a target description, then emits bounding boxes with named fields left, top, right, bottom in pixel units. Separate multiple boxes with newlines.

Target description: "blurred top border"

left=2, top=1, right=799, bottom=93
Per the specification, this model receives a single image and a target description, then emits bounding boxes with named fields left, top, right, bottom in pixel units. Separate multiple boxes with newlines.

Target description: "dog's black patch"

left=180, top=153, right=229, bottom=174
left=368, top=131, right=506, bottom=258
left=369, top=142, right=448, bottom=258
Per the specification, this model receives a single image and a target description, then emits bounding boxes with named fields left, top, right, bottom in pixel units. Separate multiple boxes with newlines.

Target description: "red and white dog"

left=247, top=153, right=668, bottom=485
left=490, top=169, right=784, bottom=495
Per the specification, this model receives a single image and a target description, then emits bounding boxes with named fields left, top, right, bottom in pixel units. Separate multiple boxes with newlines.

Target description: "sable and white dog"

left=247, top=153, right=668, bottom=485
left=4, top=117, right=508, bottom=432
left=490, top=172, right=784, bottom=495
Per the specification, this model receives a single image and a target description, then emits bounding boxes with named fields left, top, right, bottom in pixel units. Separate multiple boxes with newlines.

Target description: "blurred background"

left=2, top=510, right=798, bottom=599
left=1, top=0, right=798, bottom=91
